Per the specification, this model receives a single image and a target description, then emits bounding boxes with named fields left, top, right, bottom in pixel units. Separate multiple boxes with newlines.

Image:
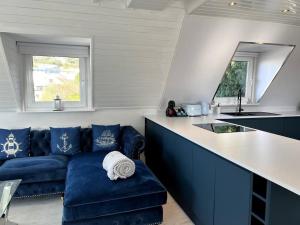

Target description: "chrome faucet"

left=237, top=88, right=244, bottom=114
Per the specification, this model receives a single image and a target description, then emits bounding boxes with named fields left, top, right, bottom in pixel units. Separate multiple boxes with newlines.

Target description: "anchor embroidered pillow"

left=92, top=124, right=121, bottom=152
left=0, top=128, right=31, bottom=160
left=50, top=127, right=81, bottom=156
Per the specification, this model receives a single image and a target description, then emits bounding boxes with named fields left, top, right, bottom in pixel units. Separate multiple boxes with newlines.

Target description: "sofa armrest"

left=121, top=126, right=145, bottom=160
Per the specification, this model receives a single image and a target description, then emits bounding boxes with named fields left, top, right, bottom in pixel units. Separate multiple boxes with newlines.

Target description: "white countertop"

left=145, top=112, right=300, bottom=195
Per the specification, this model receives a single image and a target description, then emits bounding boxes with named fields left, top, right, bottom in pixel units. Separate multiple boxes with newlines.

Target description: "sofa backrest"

left=30, top=128, right=93, bottom=156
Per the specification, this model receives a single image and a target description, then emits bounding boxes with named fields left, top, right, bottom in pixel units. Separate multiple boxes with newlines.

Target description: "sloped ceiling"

left=162, top=15, right=300, bottom=109
left=0, top=0, right=185, bottom=111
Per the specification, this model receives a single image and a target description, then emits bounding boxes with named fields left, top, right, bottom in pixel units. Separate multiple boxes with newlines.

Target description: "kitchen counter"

left=145, top=113, right=300, bottom=196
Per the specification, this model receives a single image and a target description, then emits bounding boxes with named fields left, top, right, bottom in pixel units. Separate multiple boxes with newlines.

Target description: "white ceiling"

left=190, top=0, right=300, bottom=26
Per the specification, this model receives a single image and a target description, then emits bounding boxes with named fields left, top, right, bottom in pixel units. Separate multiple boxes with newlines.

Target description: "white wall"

left=255, top=47, right=294, bottom=102
left=0, top=108, right=157, bottom=134
left=0, top=0, right=184, bottom=130
left=162, top=15, right=300, bottom=110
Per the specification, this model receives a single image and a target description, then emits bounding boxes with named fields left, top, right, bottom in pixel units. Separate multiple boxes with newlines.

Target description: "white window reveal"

left=18, top=42, right=92, bottom=112
left=214, top=52, right=257, bottom=105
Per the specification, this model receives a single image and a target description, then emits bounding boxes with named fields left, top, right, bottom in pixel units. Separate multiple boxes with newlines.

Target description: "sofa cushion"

left=92, top=124, right=120, bottom=152
left=63, top=152, right=167, bottom=222
left=0, top=155, right=68, bottom=184
left=50, top=127, right=81, bottom=156
left=0, top=128, right=30, bottom=160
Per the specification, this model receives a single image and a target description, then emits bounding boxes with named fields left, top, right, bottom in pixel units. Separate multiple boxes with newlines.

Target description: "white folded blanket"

left=102, top=151, right=136, bottom=180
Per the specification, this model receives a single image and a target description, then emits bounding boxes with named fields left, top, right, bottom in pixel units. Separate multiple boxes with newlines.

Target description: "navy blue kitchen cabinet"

left=214, top=157, right=252, bottom=225
left=222, top=117, right=300, bottom=139
left=282, top=117, right=300, bottom=140
left=267, top=183, right=300, bottom=225
left=145, top=119, right=252, bottom=225
left=145, top=119, right=214, bottom=224
left=192, top=144, right=215, bottom=225
left=163, top=126, right=194, bottom=215
left=146, top=118, right=300, bottom=225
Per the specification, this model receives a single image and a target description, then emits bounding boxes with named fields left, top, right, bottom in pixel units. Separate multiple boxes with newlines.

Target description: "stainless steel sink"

left=222, top=112, right=280, bottom=117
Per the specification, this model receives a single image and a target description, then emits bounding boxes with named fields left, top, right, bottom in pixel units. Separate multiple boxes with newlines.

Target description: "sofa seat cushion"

left=63, top=152, right=167, bottom=222
left=0, top=155, right=68, bottom=184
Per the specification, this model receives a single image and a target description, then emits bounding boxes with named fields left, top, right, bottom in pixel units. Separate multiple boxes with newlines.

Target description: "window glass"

left=32, top=56, right=80, bottom=102
left=215, top=60, right=248, bottom=98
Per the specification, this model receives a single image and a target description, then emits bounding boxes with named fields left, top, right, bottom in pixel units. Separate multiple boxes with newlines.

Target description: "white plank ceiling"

left=191, top=0, right=300, bottom=26
left=0, top=0, right=185, bottom=110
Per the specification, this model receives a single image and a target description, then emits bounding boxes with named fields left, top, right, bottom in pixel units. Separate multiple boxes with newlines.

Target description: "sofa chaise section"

left=63, top=151, right=167, bottom=225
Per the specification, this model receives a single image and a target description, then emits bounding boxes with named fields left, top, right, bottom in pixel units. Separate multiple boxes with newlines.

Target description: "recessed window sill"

left=19, top=108, right=96, bottom=113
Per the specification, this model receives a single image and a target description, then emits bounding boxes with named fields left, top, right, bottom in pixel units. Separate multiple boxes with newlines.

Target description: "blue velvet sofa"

left=0, top=126, right=167, bottom=225
left=0, top=126, right=145, bottom=197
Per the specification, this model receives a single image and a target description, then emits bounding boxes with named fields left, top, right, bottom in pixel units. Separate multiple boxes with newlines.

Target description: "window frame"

left=20, top=43, right=92, bottom=112
left=214, top=52, right=257, bottom=105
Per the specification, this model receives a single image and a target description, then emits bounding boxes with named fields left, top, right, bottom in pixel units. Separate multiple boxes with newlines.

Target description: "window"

left=214, top=53, right=256, bottom=105
left=32, top=56, right=81, bottom=102
left=19, top=43, right=92, bottom=111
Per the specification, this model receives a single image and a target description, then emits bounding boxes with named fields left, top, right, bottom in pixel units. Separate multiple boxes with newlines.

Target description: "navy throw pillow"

left=92, top=124, right=120, bottom=152
left=50, top=127, right=81, bottom=156
left=0, top=128, right=30, bottom=160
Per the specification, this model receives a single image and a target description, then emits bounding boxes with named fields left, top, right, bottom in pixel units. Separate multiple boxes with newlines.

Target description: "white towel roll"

left=102, top=151, right=136, bottom=180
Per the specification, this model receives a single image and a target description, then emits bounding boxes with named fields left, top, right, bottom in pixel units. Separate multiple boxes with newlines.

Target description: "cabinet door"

left=254, top=118, right=284, bottom=135
left=221, top=119, right=257, bottom=129
left=214, top=157, right=252, bottom=225
left=282, top=117, right=300, bottom=140
left=145, top=119, right=165, bottom=178
left=163, top=129, right=194, bottom=215
left=192, top=147, right=216, bottom=225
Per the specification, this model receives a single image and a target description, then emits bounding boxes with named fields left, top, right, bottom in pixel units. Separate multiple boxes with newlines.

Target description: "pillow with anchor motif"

left=92, top=124, right=121, bottom=152
left=0, top=128, right=31, bottom=160
left=50, top=127, right=81, bottom=156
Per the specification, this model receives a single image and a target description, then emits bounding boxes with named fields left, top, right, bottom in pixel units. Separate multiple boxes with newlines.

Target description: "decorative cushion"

left=0, top=155, right=68, bottom=184
left=63, top=151, right=167, bottom=222
left=0, top=128, right=30, bottom=160
left=92, top=124, right=120, bottom=152
left=50, top=127, right=81, bottom=156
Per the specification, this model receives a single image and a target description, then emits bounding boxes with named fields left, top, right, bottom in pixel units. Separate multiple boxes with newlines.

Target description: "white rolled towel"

left=102, top=151, right=136, bottom=180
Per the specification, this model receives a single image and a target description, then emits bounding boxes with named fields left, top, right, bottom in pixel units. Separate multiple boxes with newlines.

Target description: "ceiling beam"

left=185, top=0, right=207, bottom=14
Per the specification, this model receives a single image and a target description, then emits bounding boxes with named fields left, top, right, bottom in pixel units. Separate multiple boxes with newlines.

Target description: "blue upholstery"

left=92, top=124, right=121, bottom=152
left=14, top=181, right=65, bottom=197
left=30, top=127, right=144, bottom=159
left=63, top=206, right=163, bottom=225
left=0, top=126, right=165, bottom=225
left=121, top=126, right=145, bottom=159
left=63, top=151, right=167, bottom=222
left=0, top=155, right=68, bottom=183
left=0, top=128, right=31, bottom=160
left=50, top=127, right=81, bottom=156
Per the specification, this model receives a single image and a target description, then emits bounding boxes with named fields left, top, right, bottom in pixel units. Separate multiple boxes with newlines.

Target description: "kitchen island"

left=145, top=113, right=300, bottom=225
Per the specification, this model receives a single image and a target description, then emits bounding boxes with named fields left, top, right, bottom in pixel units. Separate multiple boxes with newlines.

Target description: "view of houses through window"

left=32, top=56, right=81, bottom=102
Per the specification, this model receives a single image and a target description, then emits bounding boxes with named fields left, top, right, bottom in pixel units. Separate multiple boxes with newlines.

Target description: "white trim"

left=22, top=42, right=93, bottom=112
left=214, top=53, right=257, bottom=106
left=18, top=42, right=89, bottom=57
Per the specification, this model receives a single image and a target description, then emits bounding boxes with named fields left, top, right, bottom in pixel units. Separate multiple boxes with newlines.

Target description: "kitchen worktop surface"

left=145, top=112, right=300, bottom=196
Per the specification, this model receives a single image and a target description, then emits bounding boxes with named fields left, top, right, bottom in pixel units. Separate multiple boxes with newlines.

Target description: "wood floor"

left=9, top=193, right=194, bottom=225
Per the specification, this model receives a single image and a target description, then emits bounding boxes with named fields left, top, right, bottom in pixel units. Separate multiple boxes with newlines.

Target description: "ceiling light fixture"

left=281, top=8, right=291, bottom=13
left=228, top=1, right=238, bottom=6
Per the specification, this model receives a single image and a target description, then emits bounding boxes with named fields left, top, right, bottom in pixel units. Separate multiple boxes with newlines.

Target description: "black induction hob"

left=194, top=123, right=256, bottom=133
